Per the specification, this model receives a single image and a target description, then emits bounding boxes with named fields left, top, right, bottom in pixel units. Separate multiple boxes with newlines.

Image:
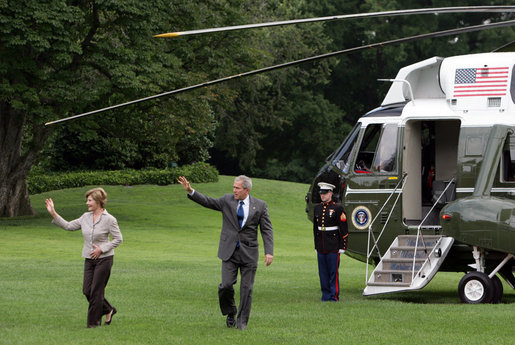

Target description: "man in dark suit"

left=178, top=175, right=274, bottom=330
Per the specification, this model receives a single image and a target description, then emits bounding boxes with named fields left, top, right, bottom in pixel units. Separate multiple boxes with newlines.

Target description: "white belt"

left=318, top=226, right=338, bottom=231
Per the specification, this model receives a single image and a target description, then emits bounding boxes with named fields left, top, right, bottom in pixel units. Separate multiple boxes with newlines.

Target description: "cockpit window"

left=354, top=123, right=398, bottom=174
left=511, top=65, right=515, bottom=104
left=372, top=124, right=398, bottom=173
left=355, top=124, right=382, bottom=173
left=331, top=122, right=361, bottom=173
left=501, top=133, right=515, bottom=182
left=332, top=122, right=398, bottom=175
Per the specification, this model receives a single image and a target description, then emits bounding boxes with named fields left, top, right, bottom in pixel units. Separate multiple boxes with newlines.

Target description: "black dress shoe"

left=105, top=308, right=117, bottom=325
left=226, top=314, right=236, bottom=328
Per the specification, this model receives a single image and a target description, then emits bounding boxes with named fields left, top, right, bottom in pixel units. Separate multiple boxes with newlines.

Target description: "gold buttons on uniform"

left=321, top=205, right=326, bottom=230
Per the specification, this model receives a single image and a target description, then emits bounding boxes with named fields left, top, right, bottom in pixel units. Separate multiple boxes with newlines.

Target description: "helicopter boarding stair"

left=363, top=175, right=455, bottom=296
left=363, top=235, right=454, bottom=295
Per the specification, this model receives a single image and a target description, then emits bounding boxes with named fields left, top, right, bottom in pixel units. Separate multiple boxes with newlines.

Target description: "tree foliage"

left=211, top=0, right=348, bottom=182
left=0, top=0, right=268, bottom=216
left=40, top=0, right=266, bottom=171
left=39, top=0, right=347, bottom=183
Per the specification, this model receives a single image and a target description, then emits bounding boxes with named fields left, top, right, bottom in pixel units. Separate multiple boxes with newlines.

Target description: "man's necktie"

left=237, top=201, right=244, bottom=229
left=236, top=201, right=244, bottom=248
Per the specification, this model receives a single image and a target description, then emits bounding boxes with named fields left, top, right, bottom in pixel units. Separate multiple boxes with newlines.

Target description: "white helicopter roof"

left=380, top=52, right=515, bottom=126
left=382, top=52, right=514, bottom=104
left=381, top=56, right=445, bottom=105
left=440, top=52, right=514, bottom=111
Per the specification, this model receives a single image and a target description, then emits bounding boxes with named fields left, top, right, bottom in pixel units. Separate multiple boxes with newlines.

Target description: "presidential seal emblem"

left=351, top=206, right=372, bottom=230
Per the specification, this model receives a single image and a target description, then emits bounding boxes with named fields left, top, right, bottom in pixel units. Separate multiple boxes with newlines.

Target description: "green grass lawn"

left=0, top=176, right=513, bottom=345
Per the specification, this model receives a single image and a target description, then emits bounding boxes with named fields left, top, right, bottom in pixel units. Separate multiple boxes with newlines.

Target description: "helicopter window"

left=511, top=65, right=515, bottom=104
left=501, top=134, right=515, bottom=182
left=355, top=124, right=382, bottom=173
left=372, top=124, right=398, bottom=173
left=331, top=122, right=361, bottom=173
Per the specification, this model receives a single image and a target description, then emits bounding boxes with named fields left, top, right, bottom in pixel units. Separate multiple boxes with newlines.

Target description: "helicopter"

left=45, top=6, right=515, bottom=304
left=305, top=50, right=515, bottom=304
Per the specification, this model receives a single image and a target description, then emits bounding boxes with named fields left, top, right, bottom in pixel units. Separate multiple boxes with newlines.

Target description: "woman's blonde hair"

left=85, top=187, right=107, bottom=208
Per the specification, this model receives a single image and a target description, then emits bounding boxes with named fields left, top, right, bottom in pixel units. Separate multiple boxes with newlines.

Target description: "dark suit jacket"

left=188, top=191, right=274, bottom=264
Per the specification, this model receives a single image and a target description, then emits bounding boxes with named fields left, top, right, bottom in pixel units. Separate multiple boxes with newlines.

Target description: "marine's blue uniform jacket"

left=313, top=201, right=348, bottom=254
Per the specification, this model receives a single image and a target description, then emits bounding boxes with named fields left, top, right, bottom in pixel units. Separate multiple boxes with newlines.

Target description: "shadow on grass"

left=365, top=288, right=515, bottom=304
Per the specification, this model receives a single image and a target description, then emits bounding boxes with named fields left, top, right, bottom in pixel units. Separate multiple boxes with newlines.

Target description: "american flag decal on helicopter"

left=453, top=66, right=509, bottom=97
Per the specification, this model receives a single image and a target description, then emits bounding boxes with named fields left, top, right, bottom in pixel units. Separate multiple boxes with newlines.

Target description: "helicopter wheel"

left=458, top=272, right=494, bottom=304
left=490, top=275, right=503, bottom=304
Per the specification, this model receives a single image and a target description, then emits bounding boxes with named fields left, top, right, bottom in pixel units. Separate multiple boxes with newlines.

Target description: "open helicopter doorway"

left=402, top=120, right=460, bottom=227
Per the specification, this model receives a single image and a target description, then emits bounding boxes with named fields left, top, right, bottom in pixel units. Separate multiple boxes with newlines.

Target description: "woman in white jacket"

left=45, top=187, right=122, bottom=328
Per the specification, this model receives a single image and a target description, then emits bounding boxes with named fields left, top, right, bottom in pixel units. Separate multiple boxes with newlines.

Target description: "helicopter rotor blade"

left=154, top=6, right=515, bottom=38
left=492, top=40, right=515, bottom=52
left=45, top=19, right=515, bottom=126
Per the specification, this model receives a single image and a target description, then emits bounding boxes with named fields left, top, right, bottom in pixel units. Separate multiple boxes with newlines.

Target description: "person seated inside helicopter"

left=374, top=157, right=395, bottom=173
left=355, top=152, right=374, bottom=173
left=354, top=136, right=397, bottom=174
left=355, top=154, right=395, bottom=173
left=355, top=159, right=372, bottom=173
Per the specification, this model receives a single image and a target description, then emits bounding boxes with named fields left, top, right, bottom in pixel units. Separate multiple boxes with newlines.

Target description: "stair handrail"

left=417, top=177, right=456, bottom=230
left=366, top=173, right=408, bottom=283
left=411, top=177, right=455, bottom=282
left=409, top=236, right=445, bottom=287
left=367, top=173, right=408, bottom=258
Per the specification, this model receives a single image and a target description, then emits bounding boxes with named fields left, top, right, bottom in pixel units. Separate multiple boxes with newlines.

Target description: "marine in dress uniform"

left=313, top=182, right=348, bottom=301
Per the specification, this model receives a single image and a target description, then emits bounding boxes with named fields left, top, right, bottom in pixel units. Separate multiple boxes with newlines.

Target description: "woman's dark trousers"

left=83, top=256, right=114, bottom=327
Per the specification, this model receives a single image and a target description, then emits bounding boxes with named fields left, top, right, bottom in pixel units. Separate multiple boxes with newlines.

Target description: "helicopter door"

left=402, top=120, right=460, bottom=227
left=345, top=123, right=400, bottom=235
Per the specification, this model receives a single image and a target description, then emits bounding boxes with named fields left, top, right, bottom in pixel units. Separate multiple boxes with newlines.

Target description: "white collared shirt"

left=52, top=209, right=123, bottom=259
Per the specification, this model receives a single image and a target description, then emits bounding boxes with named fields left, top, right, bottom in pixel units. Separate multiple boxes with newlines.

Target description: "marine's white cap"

left=318, top=182, right=335, bottom=193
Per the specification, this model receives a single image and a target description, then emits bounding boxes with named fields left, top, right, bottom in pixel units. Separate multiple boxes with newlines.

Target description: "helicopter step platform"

left=363, top=235, right=454, bottom=296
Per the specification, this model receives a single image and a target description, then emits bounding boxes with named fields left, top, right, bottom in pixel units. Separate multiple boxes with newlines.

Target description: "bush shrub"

left=28, top=162, right=218, bottom=194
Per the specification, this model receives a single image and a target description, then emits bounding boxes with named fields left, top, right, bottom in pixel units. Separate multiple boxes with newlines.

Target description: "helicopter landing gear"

left=490, top=275, right=503, bottom=304
left=457, top=271, right=504, bottom=304
left=458, top=248, right=512, bottom=304
left=458, top=272, right=494, bottom=304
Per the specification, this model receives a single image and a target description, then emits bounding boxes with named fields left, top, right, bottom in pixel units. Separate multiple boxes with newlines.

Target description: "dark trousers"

left=83, top=256, right=114, bottom=327
left=218, top=247, right=257, bottom=328
left=317, top=252, right=340, bottom=301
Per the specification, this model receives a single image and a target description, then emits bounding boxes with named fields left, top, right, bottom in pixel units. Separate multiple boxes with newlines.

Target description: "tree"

left=39, top=0, right=346, bottom=183
left=0, top=0, right=266, bottom=217
left=210, top=0, right=348, bottom=182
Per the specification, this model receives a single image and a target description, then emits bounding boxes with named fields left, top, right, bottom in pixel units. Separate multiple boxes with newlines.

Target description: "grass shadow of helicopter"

left=365, top=289, right=515, bottom=304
